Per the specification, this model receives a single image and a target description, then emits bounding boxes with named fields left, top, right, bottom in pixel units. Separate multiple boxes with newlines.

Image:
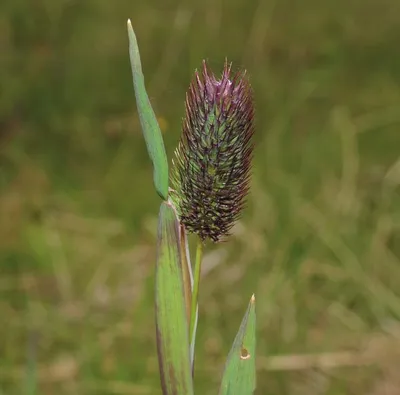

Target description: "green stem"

left=189, top=238, right=203, bottom=353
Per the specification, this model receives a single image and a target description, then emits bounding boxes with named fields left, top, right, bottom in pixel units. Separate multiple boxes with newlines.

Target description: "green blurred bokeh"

left=1, top=0, right=400, bottom=394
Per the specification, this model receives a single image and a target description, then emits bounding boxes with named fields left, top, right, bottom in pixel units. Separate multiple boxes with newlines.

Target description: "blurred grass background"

left=1, top=0, right=400, bottom=394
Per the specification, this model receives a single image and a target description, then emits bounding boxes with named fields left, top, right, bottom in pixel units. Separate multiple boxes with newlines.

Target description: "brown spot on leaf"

left=240, top=346, right=251, bottom=360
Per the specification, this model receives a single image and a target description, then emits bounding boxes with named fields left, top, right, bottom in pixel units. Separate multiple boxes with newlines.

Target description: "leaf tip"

left=127, top=19, right=133, bottom=33
left=250, top=294, right=255, bottom=304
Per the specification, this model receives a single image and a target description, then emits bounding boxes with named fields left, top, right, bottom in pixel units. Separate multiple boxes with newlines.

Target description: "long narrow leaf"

left=155, top=201, right=194, bottom=395
left=127, top=20, right=169, bottom=200
left=219, top=295, right=256, bottom=395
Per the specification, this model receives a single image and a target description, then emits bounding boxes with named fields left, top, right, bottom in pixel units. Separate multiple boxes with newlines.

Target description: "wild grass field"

left=1, top=0, right=400, bottom=394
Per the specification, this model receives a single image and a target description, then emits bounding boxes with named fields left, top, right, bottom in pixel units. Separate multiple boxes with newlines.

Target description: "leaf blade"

left=155, top=201, right=194, bottom=395
left=127, top=20, right=169, bottom=200
left=219, top=295, right=257, bottom=395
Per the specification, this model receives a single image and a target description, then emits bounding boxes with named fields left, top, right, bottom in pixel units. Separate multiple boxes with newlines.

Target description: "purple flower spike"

left=171, top=60, right=255, bottom=242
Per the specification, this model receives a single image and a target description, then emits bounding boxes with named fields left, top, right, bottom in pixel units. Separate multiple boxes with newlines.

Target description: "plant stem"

left=179, top=225, right=192, bottom=325
left=189, top=237, right=203, bottom=351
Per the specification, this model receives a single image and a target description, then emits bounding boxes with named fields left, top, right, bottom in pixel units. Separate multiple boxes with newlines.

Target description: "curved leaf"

left=127, top=20, right=169, bottom=200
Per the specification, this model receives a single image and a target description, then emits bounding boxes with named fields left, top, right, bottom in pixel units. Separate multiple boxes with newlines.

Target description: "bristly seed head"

left=171, top=59, right=255, bottom=242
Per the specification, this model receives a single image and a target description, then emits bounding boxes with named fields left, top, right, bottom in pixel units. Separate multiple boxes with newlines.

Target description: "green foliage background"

left=1, top=0, right=400, bottom=394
